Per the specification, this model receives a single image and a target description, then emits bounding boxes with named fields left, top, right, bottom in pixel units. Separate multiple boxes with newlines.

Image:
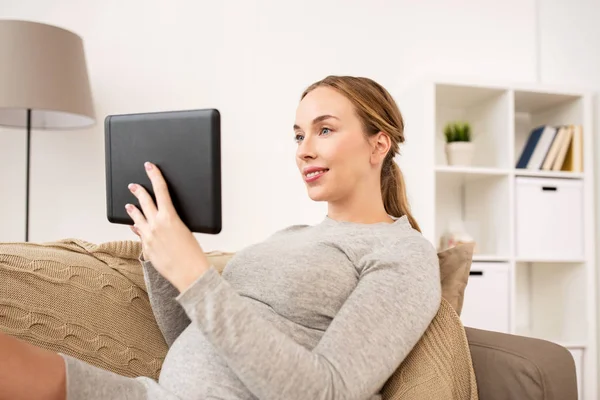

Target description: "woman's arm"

left=140, top=255, right=191, bottom=348
left=175, top=236, right=441, bottom=400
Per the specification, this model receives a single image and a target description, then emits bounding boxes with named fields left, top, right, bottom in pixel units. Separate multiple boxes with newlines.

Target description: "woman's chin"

left=306, top=187, right=329, bottom=202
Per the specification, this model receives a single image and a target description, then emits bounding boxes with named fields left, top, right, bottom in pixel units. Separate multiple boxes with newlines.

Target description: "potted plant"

left=444, top=121, right=474, bottom=166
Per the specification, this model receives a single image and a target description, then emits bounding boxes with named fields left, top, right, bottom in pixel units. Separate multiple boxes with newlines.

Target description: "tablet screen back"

left=105, top=109, right=221, bottom=234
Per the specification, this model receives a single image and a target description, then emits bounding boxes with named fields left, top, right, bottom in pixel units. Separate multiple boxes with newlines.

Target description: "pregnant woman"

left=0, top=75, right=441, bottom=400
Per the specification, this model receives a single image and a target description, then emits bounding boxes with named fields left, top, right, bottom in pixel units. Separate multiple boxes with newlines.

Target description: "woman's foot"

left=0, top=331, right=66, bottom=400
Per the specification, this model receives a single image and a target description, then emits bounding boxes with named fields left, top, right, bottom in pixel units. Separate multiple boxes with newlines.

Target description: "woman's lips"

left=304, top=169, right=329, bottom=183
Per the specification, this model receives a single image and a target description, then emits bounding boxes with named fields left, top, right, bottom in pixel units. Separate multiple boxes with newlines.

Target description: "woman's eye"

left=294, top=134, right=304, bottom=143
left=320, top=127, right=331, bottom=135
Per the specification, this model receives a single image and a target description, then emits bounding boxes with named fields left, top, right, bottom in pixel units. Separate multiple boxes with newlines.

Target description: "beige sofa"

left=0, top=239, right=578, bottom=399
left=466, top=327, right=578, bottom=399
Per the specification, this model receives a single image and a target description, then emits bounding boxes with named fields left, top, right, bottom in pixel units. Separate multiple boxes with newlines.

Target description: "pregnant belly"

left=158, top=325, right=256, bottom=400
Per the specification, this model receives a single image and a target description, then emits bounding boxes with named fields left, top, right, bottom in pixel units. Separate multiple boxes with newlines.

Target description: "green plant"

left=444, top=121, right=472, bottom=143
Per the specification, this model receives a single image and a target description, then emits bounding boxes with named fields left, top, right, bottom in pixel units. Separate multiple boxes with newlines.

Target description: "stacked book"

left=516, top=125, right=583, bottom=172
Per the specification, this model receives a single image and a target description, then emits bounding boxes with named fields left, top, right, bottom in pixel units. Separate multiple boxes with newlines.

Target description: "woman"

left=0, top=76, right=441, bottom=400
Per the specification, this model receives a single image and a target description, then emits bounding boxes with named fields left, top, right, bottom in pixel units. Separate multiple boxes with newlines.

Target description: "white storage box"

left=515, top=177, right=584, bottom=261
left=460, top=262, right=510, bottom=333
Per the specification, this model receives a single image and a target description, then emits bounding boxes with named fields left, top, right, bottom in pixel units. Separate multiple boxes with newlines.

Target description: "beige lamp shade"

left=0, top=20, right=95, bottom=129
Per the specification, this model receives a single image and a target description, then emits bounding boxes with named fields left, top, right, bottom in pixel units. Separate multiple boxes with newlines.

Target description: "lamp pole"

left=25, top=108, right=31, bottom=242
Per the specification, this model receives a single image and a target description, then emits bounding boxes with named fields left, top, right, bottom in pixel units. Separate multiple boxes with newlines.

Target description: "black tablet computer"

left=105, top=108, right=221, bottom=234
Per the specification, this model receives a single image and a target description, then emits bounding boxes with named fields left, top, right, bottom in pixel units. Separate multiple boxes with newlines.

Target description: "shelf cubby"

left=515, top=261, right=588, bottom=345
left=514, top=89, right=585, bottom=173
left=435, top=171, right=510, bottom=258
left=435, top=84, right=510, bottom=169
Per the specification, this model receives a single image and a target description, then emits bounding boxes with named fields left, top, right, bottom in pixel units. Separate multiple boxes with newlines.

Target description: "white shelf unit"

left=397, top=78, right=596, bottom=399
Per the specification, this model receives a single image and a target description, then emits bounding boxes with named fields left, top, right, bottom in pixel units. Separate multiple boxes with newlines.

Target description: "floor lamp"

left=0, top=20, right=95, bottom=242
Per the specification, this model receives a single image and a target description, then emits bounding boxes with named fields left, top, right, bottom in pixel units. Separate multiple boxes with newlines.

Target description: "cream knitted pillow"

left=0, top=239, right=237, bottom=380
left=381, top=298, right=478, bottom=399
left=0, top=239, right=167, bottom=379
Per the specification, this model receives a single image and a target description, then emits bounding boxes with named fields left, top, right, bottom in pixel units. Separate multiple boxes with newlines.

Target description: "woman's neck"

left=327, top=191, right=394, bottom=224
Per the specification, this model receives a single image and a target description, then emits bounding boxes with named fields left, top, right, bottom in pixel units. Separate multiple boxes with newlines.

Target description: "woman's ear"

left=370, top=132, right=392, bottom=165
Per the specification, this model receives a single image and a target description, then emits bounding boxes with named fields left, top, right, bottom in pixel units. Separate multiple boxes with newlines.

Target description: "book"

left=523, top=125, right=557, bottom=170
left=516, top=126, right=544, bottom=169
left=561, top=125, right=584, bottom=172
left=552, top=125, right=573, bottom=171
left=541, top=126, right=568, bottom=171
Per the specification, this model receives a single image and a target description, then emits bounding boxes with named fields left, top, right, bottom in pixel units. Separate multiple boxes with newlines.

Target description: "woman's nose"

left=297, top=138, right=317, bottom=160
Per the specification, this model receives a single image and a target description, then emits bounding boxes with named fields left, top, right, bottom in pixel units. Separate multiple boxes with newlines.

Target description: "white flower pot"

left=445, top=142, right=474, bottom=166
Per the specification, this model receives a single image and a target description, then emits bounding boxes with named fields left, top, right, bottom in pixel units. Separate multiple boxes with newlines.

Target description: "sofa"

left=465, top=327, right=578, bottom=399
left=0, top=239, right=578, bottom=399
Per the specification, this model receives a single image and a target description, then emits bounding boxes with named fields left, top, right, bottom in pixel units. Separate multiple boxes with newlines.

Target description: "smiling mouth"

left=305, top=169, right=329, bottom=178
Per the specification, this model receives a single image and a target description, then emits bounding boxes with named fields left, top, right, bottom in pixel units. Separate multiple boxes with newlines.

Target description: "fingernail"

left=128, top=183, right=136, bottom=192
left=125, top=204, right=133, bottom=212
left=145, top=162, right=153, bottom=170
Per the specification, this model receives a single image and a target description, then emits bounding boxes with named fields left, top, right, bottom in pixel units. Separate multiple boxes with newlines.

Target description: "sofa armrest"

left=465, top=327, right=578, bottom=400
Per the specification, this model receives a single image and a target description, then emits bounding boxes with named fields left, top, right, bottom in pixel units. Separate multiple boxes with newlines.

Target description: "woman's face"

left=294, top=86, right=377, bottom=203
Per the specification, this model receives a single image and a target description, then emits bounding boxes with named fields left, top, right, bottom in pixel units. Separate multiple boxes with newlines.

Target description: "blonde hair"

left=301, top=75, right=421, bottom=232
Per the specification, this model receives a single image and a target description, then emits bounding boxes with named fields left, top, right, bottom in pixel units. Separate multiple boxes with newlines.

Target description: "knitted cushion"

left=0, top=239, right=167, bottom=380
left=439, top=242, right=475, bottom=315
left=381, top=298, right=478, bottom=399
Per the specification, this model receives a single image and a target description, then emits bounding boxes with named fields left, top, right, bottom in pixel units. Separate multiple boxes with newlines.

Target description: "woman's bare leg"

left=0, top=331, right=66, bottom=400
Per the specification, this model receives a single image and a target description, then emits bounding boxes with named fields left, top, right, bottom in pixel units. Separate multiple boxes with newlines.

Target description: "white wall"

left=0, top=0, right=558, bottom=254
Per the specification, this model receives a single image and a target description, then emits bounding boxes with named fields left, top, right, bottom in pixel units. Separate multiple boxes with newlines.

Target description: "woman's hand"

left=127, top=161, right=211, bottom=293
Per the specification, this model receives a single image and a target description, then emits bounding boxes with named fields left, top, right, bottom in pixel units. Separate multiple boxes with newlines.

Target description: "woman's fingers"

left=128, top=183, right=157, bottom=222
left=130, top=225, right=141, bottom=237
left=125, top=204, right=148, bottom=234
left=144, top=162, right=176, bottom=214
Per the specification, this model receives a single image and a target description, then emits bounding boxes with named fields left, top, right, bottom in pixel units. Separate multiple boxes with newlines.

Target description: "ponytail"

left=381, top=158, right=421, bottom=232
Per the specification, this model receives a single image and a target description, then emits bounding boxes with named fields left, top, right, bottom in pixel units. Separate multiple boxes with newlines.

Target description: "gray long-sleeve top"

left=59, top=215, right=441, bottom=399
